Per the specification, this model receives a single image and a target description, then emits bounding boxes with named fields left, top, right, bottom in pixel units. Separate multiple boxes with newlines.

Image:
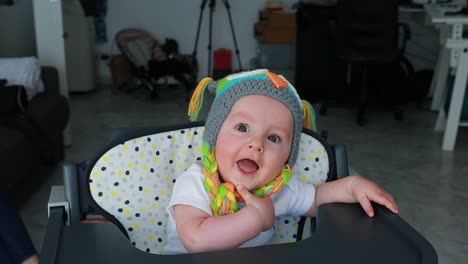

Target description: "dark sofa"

left=0, top=66, right=69, bottom=203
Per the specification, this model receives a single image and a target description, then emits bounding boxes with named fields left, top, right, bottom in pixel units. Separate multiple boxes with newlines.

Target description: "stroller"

left=114, top=28, right=197, bottom=100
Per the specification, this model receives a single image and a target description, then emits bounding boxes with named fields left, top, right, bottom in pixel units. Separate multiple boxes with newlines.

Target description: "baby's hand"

left=237, top=185, right=275, bottom=231
left=349, top=176, right=399, bottom=217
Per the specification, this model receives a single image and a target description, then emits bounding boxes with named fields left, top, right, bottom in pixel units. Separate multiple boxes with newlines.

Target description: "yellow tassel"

left=188, top=77, right=213, bottom=121
left=301, top=100, right=316, bottom=131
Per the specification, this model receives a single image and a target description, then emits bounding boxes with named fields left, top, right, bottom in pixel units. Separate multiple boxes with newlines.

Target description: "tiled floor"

left=20, top=84, right=468, bottom=263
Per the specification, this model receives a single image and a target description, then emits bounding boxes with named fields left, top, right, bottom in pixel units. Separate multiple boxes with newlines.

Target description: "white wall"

left=0, top=0, right=36, bottom=57
left=97, top=0, right=298, bottom=82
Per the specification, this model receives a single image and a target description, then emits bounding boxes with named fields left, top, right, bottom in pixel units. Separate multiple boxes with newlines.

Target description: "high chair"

left=40, top=122, right=437, bottom=263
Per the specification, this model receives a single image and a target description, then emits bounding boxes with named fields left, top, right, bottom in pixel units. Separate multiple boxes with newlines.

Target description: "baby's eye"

left=267, top=135, right=280, bottom=143
left=236, top=123, right=249, bottom=133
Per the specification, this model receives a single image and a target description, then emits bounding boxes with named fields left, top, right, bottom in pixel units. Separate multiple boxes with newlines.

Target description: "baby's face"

left=215, top=95, right=293, bottom=191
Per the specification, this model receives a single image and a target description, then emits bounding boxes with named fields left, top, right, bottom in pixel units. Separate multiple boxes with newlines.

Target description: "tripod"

left=192, top=0, right=242, bottom=76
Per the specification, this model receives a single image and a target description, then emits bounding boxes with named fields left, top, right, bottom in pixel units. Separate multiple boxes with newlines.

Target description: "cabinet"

left=33, top=0, right=96, bottom=94
left=62, top=0, right=96, bottom=92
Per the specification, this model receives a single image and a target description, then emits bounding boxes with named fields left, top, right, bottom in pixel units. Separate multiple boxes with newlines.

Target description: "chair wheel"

left=357, top=115, right=366, bottom=126
left=357, top=108, right=366, bottom=126
left=319, top=104, right=328, bottom=115
left=394, top=109, right=403, bottom=121
left=148, top=90, right=159, bottom=100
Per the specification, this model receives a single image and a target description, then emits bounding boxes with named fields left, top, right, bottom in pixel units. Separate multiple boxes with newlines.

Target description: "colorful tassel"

left=188, top=77, right=213, bottom=121
left=301, top=100, right=317, bottom=131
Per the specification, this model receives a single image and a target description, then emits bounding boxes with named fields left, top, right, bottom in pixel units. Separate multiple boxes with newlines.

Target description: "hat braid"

left=251, top=165, right=292, bottom=198
left=201, top=142, right=293, bottom=216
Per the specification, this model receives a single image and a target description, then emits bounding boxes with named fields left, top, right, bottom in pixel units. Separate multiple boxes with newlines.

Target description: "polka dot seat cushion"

left=88, top=125, right=331, bottom=254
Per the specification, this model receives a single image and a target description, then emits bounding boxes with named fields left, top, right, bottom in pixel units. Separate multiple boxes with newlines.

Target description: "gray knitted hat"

left=188, top=69, right=316, bottom=166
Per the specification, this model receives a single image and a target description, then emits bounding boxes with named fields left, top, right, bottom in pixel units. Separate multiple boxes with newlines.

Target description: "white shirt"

left=163, top=161, right=316, bottom=254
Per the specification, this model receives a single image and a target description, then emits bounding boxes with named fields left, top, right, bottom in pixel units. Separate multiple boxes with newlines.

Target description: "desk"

left=44, top=203, right=437, bottom=264
left=424, top=3, right=468, bottom=150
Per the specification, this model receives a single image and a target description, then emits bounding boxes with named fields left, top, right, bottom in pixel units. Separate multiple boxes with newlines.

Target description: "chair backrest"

left=336, top=0, right=399, bottom=63
left=83, top=122, right=336, bottom=254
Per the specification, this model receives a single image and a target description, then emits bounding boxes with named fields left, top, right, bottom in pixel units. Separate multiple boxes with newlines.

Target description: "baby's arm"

left=173, top=185, right=274, bottom=253
left=305, top=176, right=399, bottom=217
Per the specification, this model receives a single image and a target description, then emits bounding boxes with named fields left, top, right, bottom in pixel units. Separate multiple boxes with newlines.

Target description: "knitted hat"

left=187, top=69, right=316, bottom=216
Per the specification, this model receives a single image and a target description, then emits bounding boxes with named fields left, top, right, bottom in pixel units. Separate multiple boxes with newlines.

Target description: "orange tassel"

left=188, top=77, right=213, bottom=121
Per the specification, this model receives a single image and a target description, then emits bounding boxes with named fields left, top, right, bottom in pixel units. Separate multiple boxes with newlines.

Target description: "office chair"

left=334, top=0, right=404, bottom=126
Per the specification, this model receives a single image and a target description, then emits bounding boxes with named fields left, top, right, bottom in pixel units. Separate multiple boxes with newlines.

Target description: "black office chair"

left=333, top=0, right=405, bottom=126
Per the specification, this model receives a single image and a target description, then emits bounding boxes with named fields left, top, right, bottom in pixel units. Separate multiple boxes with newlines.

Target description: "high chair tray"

left=45, top=202, right=437, bottom=264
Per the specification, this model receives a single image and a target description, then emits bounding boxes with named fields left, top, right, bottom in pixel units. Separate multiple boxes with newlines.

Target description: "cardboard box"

left=259, top=11, right=296, bottom=28
left=254, top=11, right=296, bottom=44
left=254, top=22, right=296, bottom=44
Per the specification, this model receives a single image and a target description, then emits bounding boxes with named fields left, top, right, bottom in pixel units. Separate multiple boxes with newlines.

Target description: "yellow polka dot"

left=172, top=137, right=178, bottom=143
left=140, top=207, right=146, bottom=212
left=111, top=191, right=117, bottom=197
left=177, top=164, right=183, bottom=169
left=301, top=175, right=308, bottom=181
left=144, top=188, right=149, bottom=193
left=92, top=171, right=99, bottom=177
left=117, top=170, right=123, bottom=176
left=308, top=156, right=313, bottom=161
left=103, top=156, right=109, bottom=162
left=124, top=209, right=130, bottom=214
left=188, top=134, right=193, bottom=139
left=160, top=190, right=166, bottom=195
left=150, top=218, right=155, bottom=224
left=276, top=227, right=282, bottom=233
left=181, top=149, right=187, bottom=155
left=152, top=144, right=157, bottom=149
left=152, top=203, right=157, bottom=209
left=123, top=145, right=129, bottom=151
left=143, top=165, right=148, bottom=170
left=139, top=152, right=145, bottom=158
left=287, top=239, right=293, bottom=243
left=165, top=176, right=171, bottom=182
left=89, top=187, right=93, bottom=193
left=292, top=223, right=297, bottom=228
left=134, top=223, right=140, bottom=229
left=171, top=152, right=176, bottom=157
left=153, top=157, right=158, bottom=163
left=148, top=235, right=154, bottom=241
left=198, top=147, right=202, bottom=153
left=136, top=137, right=143, bottom=140
left=317, top=150, right=322, bottom=155
left=127, top=162, right=133, bottom=168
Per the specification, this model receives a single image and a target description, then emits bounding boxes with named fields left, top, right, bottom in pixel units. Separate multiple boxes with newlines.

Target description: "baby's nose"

left=248, top=141, right=264, bottom=153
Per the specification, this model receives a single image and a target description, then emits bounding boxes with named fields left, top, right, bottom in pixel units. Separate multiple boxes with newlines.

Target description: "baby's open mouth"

left=237, top=159, right=259, bottom=174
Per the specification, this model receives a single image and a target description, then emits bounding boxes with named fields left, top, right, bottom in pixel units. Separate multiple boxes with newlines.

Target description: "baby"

left=163, top=69, right=398, bottom=254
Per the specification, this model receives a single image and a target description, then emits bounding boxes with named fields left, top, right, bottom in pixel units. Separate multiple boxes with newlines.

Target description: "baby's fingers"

left=356, top=194, right=375, bottom=217
left=236, top=185, right=254, bottom=203
left=370, top=192, right=399, bottom=214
